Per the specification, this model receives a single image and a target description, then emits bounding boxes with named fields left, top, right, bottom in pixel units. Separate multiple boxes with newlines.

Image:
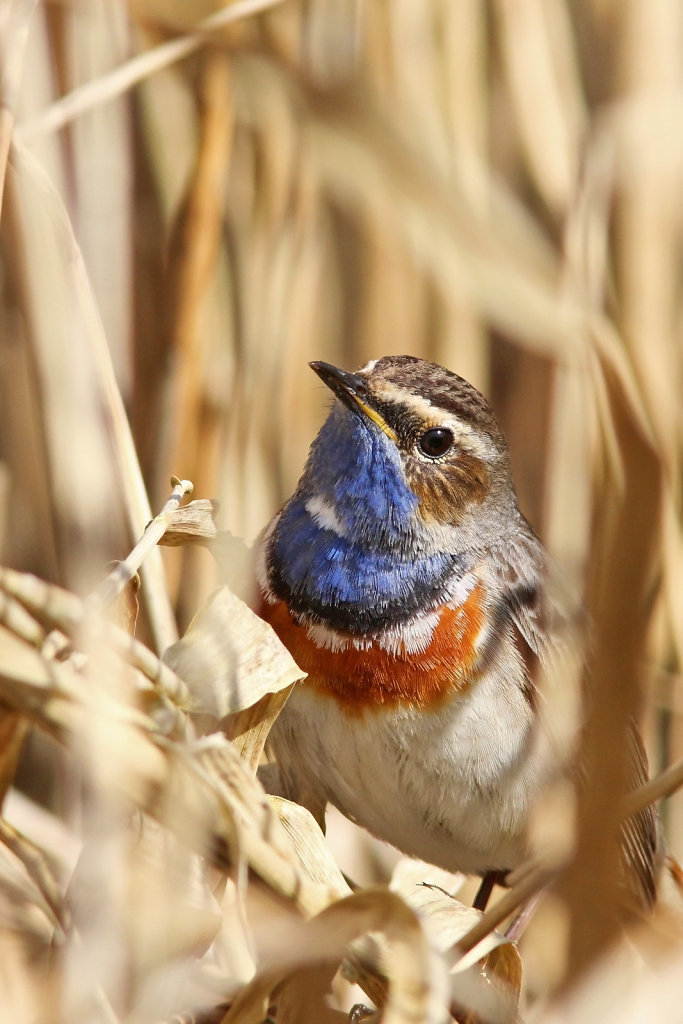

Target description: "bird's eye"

left=417, top=427, right=454, bottom=458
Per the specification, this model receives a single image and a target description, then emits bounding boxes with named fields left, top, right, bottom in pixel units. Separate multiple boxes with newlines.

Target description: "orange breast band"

left=259, top=584, right=486, bottom=713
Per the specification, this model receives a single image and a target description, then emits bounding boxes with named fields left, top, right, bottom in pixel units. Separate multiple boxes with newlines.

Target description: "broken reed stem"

left=452, top=864, right=556, bottom=959
left=86, top=477, right=193, bottom=612
left=0, top=588, right=46, bottom=647
left=0, top=566, right=193, bottom=713
left=621, top=756, right=683, bottom=820
left=0, top=818, right=71, bottom=932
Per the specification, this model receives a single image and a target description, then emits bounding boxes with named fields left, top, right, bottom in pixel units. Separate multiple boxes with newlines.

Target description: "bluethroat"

left=257, top=356, right=659, bottom=907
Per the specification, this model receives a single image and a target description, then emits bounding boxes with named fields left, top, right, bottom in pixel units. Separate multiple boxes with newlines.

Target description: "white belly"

left=270, top=671, right=551, bottom=875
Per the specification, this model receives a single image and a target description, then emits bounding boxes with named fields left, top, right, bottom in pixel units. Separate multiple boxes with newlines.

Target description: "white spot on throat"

left=305, top=495, right=346, bottom=537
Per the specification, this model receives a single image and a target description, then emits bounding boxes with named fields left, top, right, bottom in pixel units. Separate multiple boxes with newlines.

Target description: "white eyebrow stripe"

left=440, top=419, right=495, bottom=460
left=360, top=358, right=378, bottom=373
left=369, top=381, right=495, bottom=460
left=369, top=380, right=436, bottom=418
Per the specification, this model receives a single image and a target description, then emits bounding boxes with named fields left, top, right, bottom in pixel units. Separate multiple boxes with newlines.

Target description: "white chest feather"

left=270, top=664, right=551, bottom=875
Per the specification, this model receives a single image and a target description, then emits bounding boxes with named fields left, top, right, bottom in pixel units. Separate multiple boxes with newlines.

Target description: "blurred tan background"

left=1, top=0, right=683, bottom=979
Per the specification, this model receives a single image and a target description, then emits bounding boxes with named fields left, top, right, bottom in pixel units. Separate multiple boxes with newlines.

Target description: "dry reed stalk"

left=65, top=0, right=134, bottom=394
left=160, top=53, right=233, bottom=495
left=0, top=0, right=37, bottom=216
left=494, top=0, right=584, bottom=216
left=560, top=384, right=662, bottom=976
left=4, top=136, right=177, bottom=650
left=155, top=51, right=233, bottom=615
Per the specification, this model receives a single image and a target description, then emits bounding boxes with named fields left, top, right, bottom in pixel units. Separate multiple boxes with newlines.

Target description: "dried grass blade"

left=451, top=862, right=556, bottom=960
left=17, top=0, right=288, bottom=142
left=0, top=818, right=70, bottom=933
left=391, top=857, right=522, bottom=1020
left=621, top=757, right=683, bottom=820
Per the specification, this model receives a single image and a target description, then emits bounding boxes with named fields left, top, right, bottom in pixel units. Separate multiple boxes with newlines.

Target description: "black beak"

left=309, top=360, right=398, bottom=441
left=309, top=361, right=370, bottom=413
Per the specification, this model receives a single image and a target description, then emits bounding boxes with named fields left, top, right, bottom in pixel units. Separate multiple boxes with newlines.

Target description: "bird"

left=256, top=355, right=659, bottom=908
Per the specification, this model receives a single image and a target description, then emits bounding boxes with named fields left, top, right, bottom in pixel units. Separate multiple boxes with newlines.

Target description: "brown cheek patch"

left=407, top=457, right=490, bottom=524
left=258, top=586, right=486, bottom=715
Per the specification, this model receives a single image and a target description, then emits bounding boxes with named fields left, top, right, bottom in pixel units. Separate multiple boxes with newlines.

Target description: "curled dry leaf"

left=227, top=689, right=293, bottom=776
left=271, top=963, right=349, bottom=1024
left=157, top=499, right=220, bottom=546
left=105, top=566, right=140, bottom=635
left=270, top=797, right=351, bottom=902
left=0, top=572, right=454, bottom=1020
left=223, top=887, right=448, bottom=1024
left=163, top=585, right=304, bottom=723
left=390, top=859, right=522, bottom=1024
left=390, top=857, right=467, bottom=906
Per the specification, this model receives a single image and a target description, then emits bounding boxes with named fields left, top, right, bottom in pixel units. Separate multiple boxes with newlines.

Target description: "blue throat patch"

left=268, top=404, right=464, bottom=632
left=304, top=403, right=418, bottom=546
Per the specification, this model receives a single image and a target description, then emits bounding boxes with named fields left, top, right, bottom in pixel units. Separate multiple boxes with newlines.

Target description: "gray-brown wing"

left=622, top=721, right=661, bottom=907
left=493, top=526, right=660, bottom=906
